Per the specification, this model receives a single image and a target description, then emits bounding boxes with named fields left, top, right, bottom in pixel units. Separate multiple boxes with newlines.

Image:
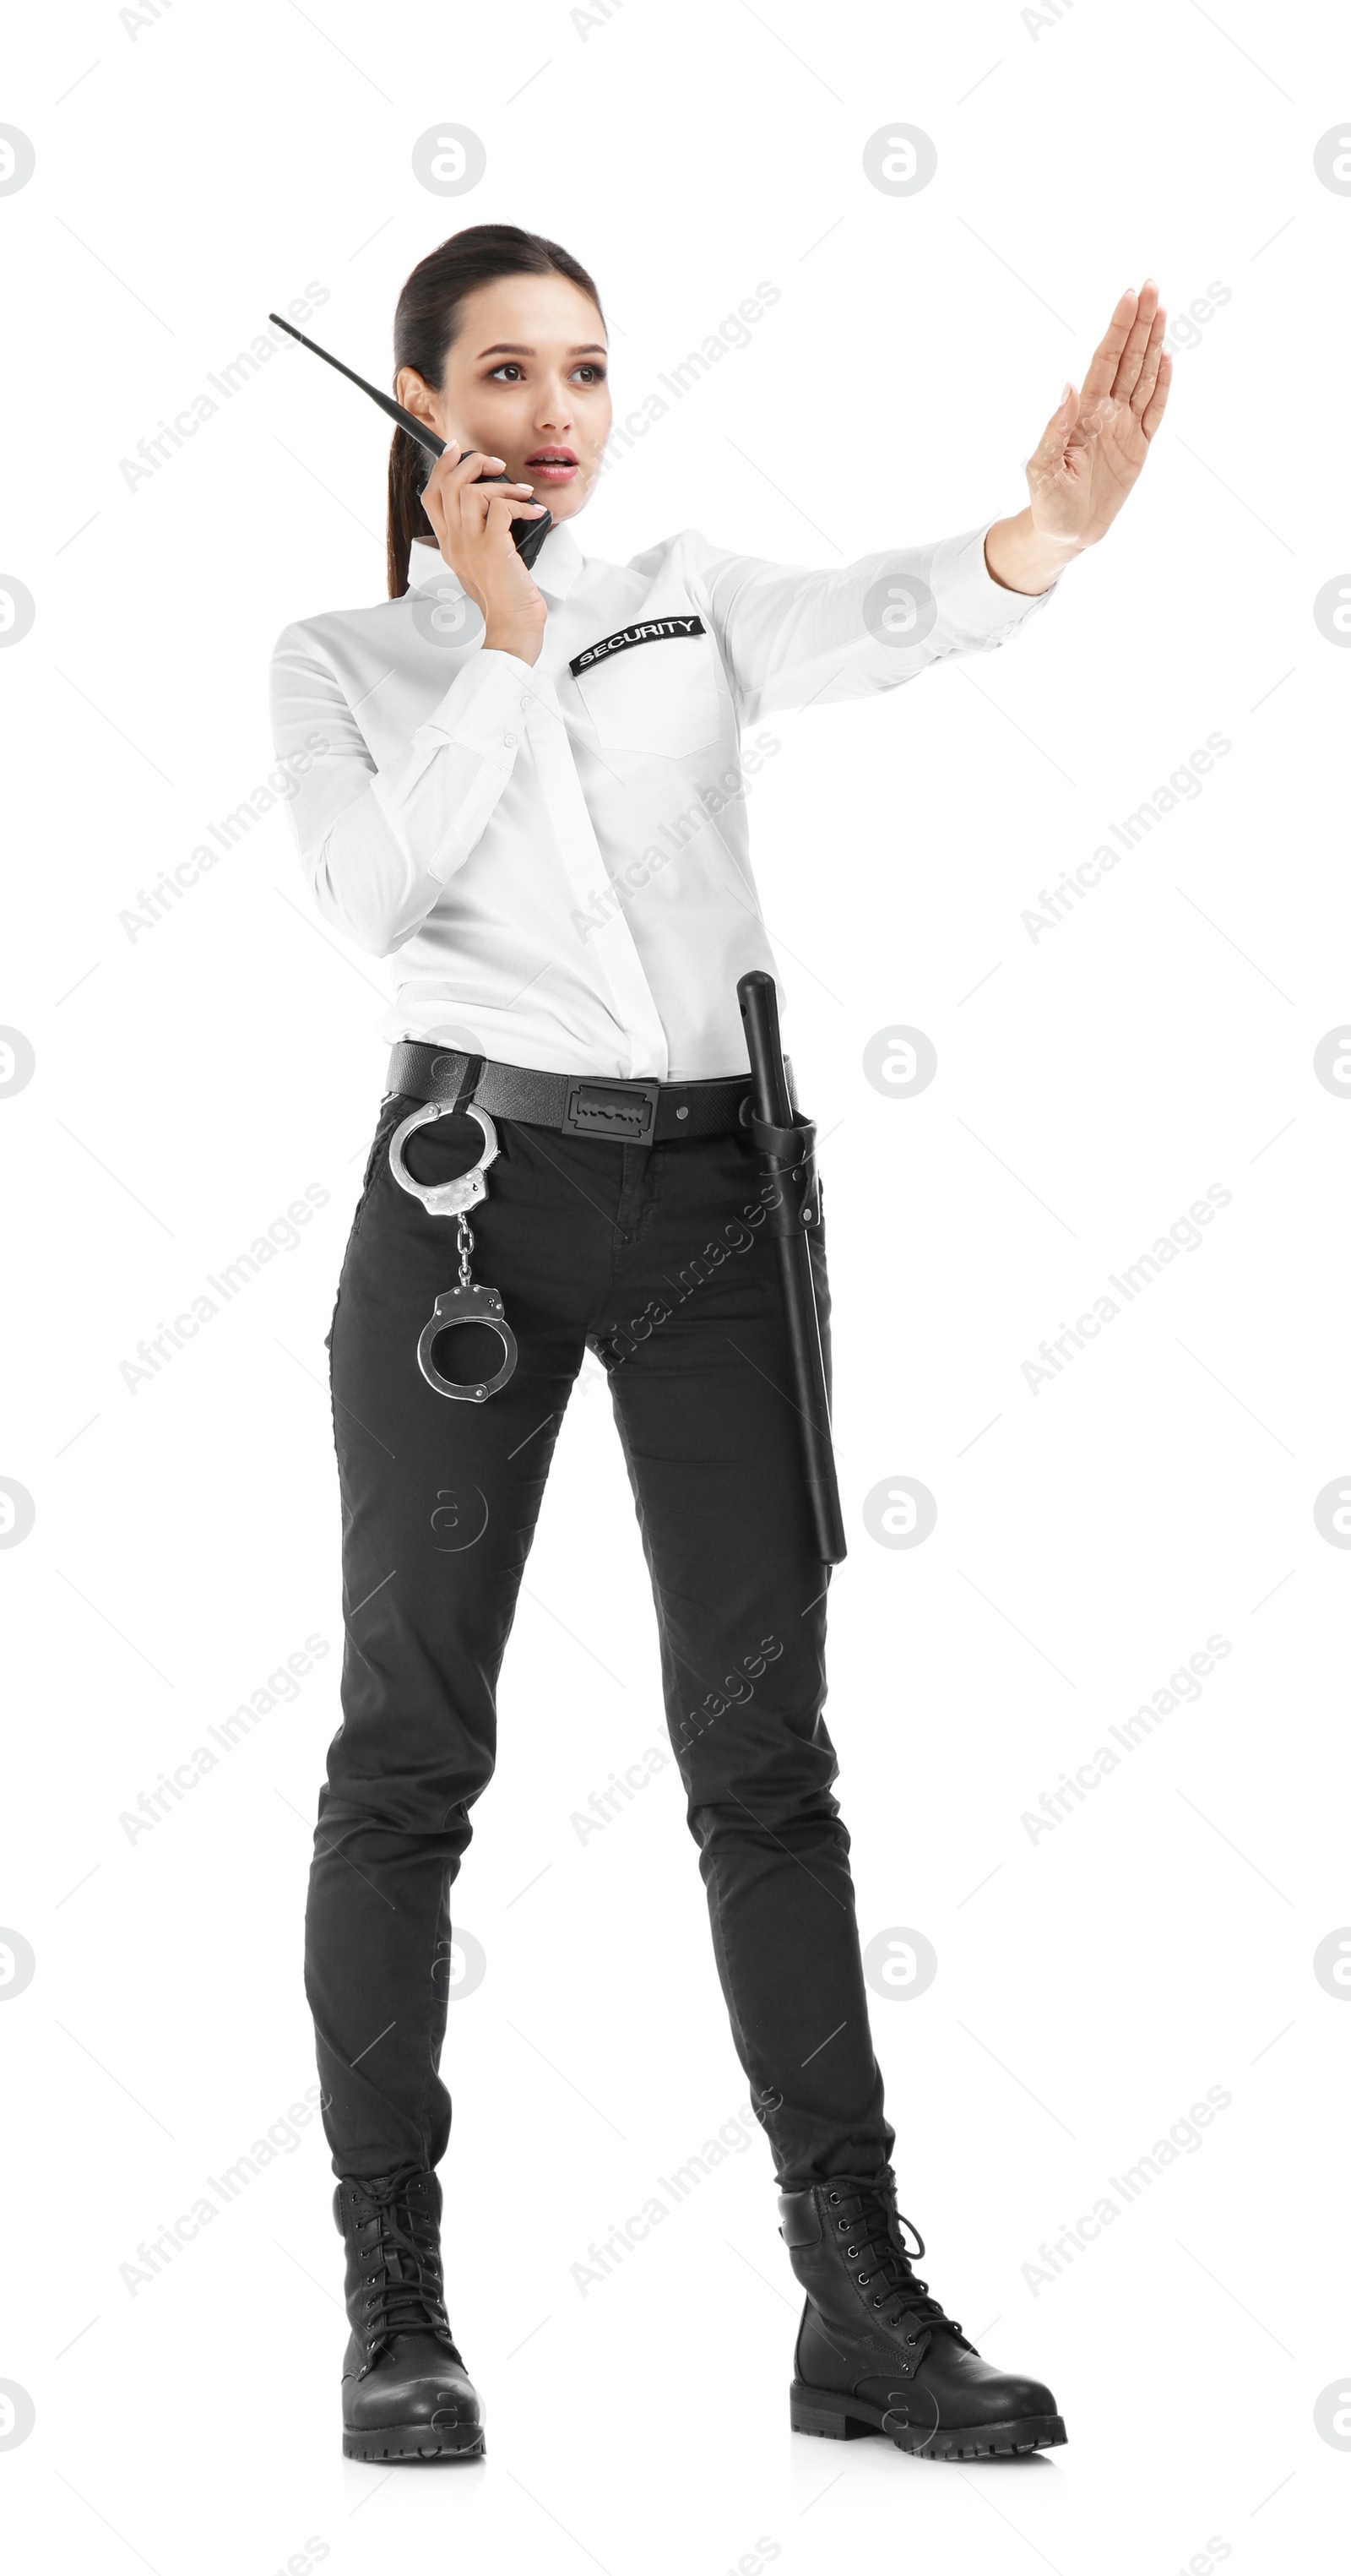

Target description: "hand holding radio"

left=420, top=443, right=550, bottom=666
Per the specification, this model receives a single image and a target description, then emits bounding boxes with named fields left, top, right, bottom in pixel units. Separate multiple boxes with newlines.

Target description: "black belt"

left=386, top=1040, right=789, bottom=1145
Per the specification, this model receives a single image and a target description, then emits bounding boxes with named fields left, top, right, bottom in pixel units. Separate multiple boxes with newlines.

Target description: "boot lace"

left=350, top=2174, right=458, bottom=2356
left=826, top=2173, right=963, bottom=2344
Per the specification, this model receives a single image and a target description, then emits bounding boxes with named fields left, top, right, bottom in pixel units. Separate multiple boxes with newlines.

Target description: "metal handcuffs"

left=387, top=1100, right=518, bottom=1403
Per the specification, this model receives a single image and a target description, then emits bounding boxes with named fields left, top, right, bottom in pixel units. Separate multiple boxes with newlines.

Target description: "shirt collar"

left=407, top=519, right=586, bottom=604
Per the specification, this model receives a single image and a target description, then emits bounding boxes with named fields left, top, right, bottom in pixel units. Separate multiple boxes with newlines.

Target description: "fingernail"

left=1061, top=383, right=1072, bottom=404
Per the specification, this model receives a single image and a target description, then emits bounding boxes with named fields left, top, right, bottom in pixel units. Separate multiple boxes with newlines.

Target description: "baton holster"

left=740, top=1103, right=822, bottom=1238
left=736, top=973, right=845, bottom=1564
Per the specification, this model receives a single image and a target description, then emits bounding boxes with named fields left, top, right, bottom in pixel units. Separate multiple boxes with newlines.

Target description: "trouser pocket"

left=352, top=1091, right=419, bottom=1238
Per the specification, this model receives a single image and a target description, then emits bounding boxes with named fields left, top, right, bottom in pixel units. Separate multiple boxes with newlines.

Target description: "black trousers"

left=308, top=1089, right=893, bottom=2190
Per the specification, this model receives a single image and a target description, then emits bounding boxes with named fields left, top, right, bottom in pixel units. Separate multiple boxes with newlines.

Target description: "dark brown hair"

left=387, top=223, right=605, bottom=598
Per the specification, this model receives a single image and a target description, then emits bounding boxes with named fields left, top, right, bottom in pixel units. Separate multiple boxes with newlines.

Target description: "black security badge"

left=569, top=616, right=708, bottom=676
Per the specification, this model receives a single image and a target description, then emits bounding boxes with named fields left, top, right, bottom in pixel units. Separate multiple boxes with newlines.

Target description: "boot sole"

left=790, top=2381, right=1066, bottom=2459
left=343, top=2423, right=485, bottom=2463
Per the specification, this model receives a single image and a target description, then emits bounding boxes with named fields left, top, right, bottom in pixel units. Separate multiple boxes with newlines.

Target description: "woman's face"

left=396, top=273, right=611, bottom=524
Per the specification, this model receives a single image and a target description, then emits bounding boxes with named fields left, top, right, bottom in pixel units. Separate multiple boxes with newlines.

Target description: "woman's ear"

left=394, top=367, right=442, bottom=432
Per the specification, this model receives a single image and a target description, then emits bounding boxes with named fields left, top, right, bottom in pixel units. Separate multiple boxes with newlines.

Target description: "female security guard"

left=269, top=224, right=1169, bottom=2465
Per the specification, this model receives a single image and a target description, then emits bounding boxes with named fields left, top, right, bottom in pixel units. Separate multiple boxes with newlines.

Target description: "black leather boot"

left=779, top=2171, right=1066, bottom=2459
left=334, top=2168, right=484, bottom=2462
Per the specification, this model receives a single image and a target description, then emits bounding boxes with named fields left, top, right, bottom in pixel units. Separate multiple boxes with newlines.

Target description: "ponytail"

left=387, top=427, right=433, bottom=601
left=386, top=222, right=605, bottom=600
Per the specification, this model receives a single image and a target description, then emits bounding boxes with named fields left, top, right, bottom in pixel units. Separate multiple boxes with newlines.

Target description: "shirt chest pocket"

left=571, top=630, right=724, bottom=758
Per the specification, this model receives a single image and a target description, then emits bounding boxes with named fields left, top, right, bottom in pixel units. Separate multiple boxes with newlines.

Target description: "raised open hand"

left=1026, top=281, right=1172, bottom=550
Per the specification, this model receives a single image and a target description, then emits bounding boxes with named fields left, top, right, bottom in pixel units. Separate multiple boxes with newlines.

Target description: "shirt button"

left=502, top=732, right=517, bottom=747
left=519, top=696, right=529, bottom=710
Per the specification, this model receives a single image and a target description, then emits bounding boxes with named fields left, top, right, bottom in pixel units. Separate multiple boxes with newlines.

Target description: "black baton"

left=737, top=971, right=847, bottom=1566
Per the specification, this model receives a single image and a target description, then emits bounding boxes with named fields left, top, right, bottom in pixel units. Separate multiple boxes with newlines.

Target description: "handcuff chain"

left=456, top=1212, right=474, bottom=1288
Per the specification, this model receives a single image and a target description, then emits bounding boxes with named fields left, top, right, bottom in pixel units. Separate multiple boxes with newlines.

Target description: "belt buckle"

left=562, top=1076, right=660, bottom=1141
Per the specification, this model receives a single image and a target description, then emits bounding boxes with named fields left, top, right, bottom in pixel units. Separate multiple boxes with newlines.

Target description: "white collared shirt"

left=269, top=518, right=1055, bottom=1079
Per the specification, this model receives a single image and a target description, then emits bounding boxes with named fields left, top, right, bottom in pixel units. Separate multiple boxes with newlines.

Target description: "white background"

left=2, top=2, right=1348, bottom=2570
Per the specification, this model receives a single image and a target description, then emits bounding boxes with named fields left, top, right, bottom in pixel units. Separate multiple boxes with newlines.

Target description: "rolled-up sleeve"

left=673, top=522, right=1060, bottom=726
left=269, top=630, right=534, bottom=956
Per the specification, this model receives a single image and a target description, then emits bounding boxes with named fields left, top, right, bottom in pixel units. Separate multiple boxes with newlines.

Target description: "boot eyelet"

left=828, top=2193, right=839, bottom=2204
